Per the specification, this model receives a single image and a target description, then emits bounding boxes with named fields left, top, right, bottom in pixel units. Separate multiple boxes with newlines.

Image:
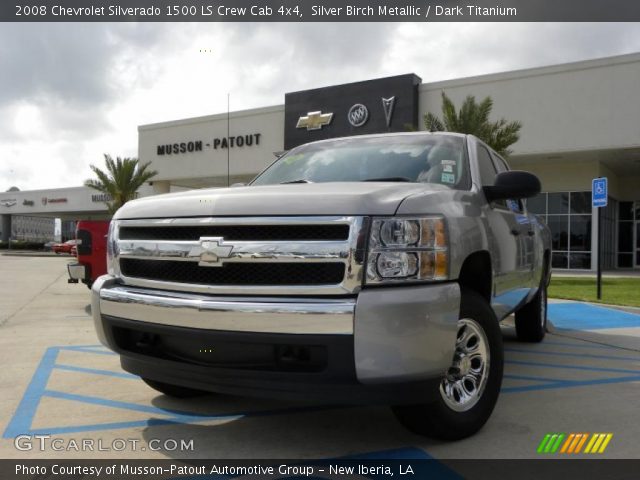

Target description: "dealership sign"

left=157, top=133, right=262, bottom=156
left=0, top=199, right=17, bottom=207
left=41, top=197, right=67, bottom=205
left=284, top=73, right=421, bottom=149
left=91, top=193, right=112, bottom=202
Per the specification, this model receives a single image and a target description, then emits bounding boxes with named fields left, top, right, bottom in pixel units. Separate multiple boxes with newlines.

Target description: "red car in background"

left=52, top=239, right=78, bottom=254
left=67, top=220, right=110, bottom=288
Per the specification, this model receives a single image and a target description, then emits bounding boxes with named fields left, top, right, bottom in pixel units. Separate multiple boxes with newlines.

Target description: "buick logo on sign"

left=347, top=104, right=369, bottom=127
left=193, top=237, right=234, bottom=267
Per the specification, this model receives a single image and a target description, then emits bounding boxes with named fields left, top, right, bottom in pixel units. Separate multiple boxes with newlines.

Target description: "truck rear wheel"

left=514, top=281, right=547, bottom=343
left=392, top=289, right=503, bottom=440
left=142, top=378, right=208, bottom=398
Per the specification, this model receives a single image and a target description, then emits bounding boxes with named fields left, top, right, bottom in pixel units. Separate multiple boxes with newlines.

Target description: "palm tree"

left=85, top=155, right=158, bottom=214
left=425, top=91, right=522, bottom=157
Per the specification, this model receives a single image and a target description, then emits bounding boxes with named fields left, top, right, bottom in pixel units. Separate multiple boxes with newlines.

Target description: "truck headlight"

left=106, top=221, right=120, bottom=277
left=366, top=217, right=448, bottom=284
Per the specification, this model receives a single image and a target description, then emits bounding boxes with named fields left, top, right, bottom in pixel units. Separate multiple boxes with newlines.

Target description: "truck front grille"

left=119, top=224, right=350, bottom=242
left=120, top=259, right=346, bottom=286
left=114, top=216, right=367, bottom=295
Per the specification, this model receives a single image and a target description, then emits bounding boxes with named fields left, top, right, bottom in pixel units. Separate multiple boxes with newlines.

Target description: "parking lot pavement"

left=1, top=255, right=639, bottom=460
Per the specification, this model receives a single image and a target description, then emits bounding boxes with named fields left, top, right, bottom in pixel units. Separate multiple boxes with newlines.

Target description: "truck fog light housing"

left=376, top=252, right=418, bottom=278
left=366, top=216, right=448, bottom=284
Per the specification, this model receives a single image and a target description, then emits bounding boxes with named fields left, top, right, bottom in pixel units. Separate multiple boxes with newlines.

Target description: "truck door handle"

left=510, top=228, right=521, bottom=236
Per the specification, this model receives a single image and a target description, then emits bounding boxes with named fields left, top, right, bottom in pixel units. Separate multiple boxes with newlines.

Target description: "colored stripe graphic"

left=539, top=433, right=613, bottom=454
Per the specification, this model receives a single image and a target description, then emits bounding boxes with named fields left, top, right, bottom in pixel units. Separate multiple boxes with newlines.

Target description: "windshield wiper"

left=280, top=179, right=312, bottom=184
left=363, top=177, right=412, bottom=182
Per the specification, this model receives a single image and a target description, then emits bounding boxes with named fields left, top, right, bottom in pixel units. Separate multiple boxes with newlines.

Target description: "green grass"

left=549, top=276, right=640, bottom=308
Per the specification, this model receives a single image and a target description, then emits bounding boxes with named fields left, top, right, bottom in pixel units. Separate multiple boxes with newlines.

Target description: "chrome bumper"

left=92, top=275, right=354, bottom=338
left=92, top=275, right=460, bottom=384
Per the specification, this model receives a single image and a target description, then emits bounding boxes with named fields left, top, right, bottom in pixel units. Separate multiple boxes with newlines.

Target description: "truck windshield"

left=251, top=134, right=469, bottom=189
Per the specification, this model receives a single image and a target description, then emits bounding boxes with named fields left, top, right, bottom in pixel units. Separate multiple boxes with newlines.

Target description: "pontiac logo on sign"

left=296, top=111, right=333, bottom=131
left=382, top=96, right=396, bottom=128
left=194, top=237, right=234, bottom=267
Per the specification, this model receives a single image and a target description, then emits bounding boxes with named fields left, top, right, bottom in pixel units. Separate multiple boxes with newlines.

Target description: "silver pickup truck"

left=92, top=132, right=551, bottom=440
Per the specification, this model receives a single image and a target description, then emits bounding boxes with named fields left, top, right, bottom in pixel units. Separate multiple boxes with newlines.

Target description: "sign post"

left=592, top=177, right=608, bottom=300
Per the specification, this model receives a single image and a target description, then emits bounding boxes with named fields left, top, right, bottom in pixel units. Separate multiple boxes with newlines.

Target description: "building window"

left=528, top=191, right=592, bottom=269
left=618, top=201, right=635, bottom=268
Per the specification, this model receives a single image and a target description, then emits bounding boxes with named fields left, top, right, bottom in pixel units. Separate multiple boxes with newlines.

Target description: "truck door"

left=475, top=144, right=531, bottom=318
left=491, top=152, right=535, bottom=287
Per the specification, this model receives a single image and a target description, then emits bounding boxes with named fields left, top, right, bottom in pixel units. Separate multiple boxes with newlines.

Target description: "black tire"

left=392, top=288, right=504, bottom=441
left=142, top=378, right=208, bottom=398
left=515, top=281, right=547, bottom=343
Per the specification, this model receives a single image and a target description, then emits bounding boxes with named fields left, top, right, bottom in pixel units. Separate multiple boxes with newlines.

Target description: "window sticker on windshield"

left=283, top=154, right=304, bottom=165
left=443, top=165, right=453, bottom=173
left=441, top=159, right=456, bottom=165
left=441, top=172, right=456, bottom=184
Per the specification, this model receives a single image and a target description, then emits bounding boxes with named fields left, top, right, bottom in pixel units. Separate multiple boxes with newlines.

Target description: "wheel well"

left=457, top=251, right=492, bottom=303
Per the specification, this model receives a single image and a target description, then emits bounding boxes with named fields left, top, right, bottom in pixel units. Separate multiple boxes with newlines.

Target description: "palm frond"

left=85, top=154, right=158, bottom=214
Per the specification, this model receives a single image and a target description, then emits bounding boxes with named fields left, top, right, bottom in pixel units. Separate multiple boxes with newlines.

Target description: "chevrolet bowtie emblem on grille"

left=296, top=111, right=333, bottom=131
left=195, top=237, right=234, bottom=267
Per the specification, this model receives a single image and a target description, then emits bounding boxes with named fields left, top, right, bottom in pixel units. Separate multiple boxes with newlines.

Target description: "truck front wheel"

left=392, top=289, right=504, bottom=440
left=142, top=378, right=208, bottom=398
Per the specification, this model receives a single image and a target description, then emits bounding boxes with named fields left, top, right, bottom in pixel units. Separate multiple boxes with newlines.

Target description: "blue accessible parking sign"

left=592, top=177, right=608, bottom=208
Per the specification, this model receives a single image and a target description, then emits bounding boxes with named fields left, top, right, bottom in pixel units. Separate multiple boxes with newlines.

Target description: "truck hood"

left=115, top=182, right=451, bottom=219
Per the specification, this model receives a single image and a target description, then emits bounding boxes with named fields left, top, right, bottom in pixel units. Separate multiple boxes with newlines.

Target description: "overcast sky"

left=2, top=22, right=640, bottom=191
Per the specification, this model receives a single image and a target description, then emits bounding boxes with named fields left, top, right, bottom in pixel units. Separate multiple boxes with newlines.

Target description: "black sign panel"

left=284, top=73, right=421, bottom=150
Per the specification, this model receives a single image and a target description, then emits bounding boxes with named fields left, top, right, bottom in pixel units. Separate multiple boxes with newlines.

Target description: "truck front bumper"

left=92, top=275, right=460, bottom=404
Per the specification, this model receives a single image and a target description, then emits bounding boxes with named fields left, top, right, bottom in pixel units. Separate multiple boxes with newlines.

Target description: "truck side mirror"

left=483, top=170, right=541, bottom=201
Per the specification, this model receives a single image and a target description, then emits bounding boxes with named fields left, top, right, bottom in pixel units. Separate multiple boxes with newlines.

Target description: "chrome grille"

left=119, top=224, right=350, bottom=241
left=120, top=259, right=346, bottom=286
left=113, top=216, right=366, bottom=295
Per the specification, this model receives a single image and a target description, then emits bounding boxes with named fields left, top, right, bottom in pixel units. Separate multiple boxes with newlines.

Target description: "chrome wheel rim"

left=440, top=318, right=490, bottom=412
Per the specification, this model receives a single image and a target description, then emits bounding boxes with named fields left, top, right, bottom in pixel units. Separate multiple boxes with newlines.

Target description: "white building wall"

left=418, top=53, right=640, bottom=156
left=139, top=105, right=285, bottom=187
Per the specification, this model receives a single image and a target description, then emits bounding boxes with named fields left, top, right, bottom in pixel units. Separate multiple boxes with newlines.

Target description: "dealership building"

left=2, top=53, right=640, bottom=270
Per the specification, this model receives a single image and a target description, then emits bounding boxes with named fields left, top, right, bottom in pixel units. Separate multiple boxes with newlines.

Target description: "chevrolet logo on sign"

left=194, top=237, right=234, bottom=267
left=296, top=111, right=333, bottom=131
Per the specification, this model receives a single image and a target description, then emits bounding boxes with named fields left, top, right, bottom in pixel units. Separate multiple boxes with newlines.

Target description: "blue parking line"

left=3, top=343, right=346, bottom=437
left=54, top=364, right=138, bottom=379
left=503, top=374, right=569, bottom=383
left=504, top=347, right=640, bottom=363
left=3, top=347, right=58, bottom=439
left=541, top=340, right=618, bottom=350
left=548, top=302, right=640, bottom=330
left=26, top=417, right=228, bottom=436
left=506, top=359, right=640, bottom=375
left=43, top=389, right=211, bottom=418
left=5, top=343, right=640, bottom=439
left=61, top=344, right=115, bottom=355
left=503, top=373, right=640, bottom=393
